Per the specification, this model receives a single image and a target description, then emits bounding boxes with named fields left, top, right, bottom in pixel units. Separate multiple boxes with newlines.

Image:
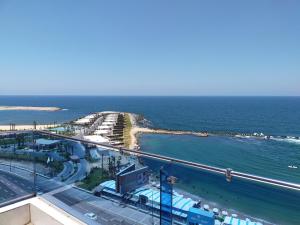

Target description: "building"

left=35, top=138, right=61, bottom=151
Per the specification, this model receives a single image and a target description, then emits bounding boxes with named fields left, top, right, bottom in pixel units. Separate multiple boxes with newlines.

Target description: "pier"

left=132, top=127, right=208, bottom=137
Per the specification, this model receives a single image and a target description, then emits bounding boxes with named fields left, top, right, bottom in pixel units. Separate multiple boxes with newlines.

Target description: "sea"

left=0, top=96, right=299, bottom=224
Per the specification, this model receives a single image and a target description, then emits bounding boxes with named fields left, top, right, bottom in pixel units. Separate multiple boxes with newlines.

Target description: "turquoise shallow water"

left=140, top=134, right=300, bottom=225
left=140, top=134, right=300, bottom=183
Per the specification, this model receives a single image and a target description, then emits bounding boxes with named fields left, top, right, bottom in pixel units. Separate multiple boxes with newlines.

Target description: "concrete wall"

left=0, top=197, right=85, bottom=225
left=30, top=204, right=63, bottom=225
left=0, top=203, right=63, bottom=225
left=0, top=204, right=30, bottom=225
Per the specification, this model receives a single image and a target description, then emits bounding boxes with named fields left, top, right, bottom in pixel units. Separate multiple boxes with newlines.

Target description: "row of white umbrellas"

left=203, top=204, right=239, bottom=218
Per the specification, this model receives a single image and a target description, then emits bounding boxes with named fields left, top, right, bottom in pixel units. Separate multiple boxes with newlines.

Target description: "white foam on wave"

left=270, top=137, right=300, bottom=145
left=234, top=135, right=252, bottom=139
left=233, top=133, right=300, bottom=146
left=284, top=138, right=300, bottom=144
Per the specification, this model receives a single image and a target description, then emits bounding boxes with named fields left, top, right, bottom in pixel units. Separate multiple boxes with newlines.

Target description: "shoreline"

left=127, top=113, right=300, bottom=150
left=127, top=113, right=279, bottom=224
left=0, top=106, right=61, bottom=111
left=0, top=124, right=60, bottom=131
left=0, top=112, right=288, bottom=224
left=173, top=186, right=271, bottom=225
left=128, top=113, right=208, bottom=149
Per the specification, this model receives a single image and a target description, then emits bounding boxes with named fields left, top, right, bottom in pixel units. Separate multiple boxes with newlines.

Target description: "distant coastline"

left=0, top=106, right=61, bottom=111
left=0, top=124, right=60, bottom=131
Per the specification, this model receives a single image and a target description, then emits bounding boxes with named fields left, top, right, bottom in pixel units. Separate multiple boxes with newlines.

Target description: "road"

left=47, top=187, right=159, bottom=225
left=55, top=161, right=74, bottom=181
left=0, top=166, right=63, bottom=194
left=0, top=139, right=90, bottom=186
left=0, top=169, right=159, bottom=225
left=0, top=170, right=33, bottom=203
left=65, top=141, right=89, bottom=184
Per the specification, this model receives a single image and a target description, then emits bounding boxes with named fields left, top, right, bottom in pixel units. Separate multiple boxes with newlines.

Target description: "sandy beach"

left=128, top=113, right=208, bottom=149
left=0, top=106, right=61, bottom=111
left=0, top=124, right=60, bottom=131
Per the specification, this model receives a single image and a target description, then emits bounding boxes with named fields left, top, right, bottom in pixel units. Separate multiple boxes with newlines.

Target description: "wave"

left=270, top=136, right=300, bottom=145
left=234, top=135, right=253, bottom=139
left=233, top=133, right=300, bottom=145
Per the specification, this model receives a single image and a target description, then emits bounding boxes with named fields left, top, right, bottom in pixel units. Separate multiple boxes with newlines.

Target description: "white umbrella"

left=221, top=210, right=228, bottom=216
left=213, top=208, right=219, bottom=214
left=203, top=204, right=209, bottom=210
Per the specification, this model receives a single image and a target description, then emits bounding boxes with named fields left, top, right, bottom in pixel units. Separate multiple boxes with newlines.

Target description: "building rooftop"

left=101, top=180, right=196, bottom=218
left=35, top=138, right=60, bottom=146
left=0, top=197, right=86, bottom=225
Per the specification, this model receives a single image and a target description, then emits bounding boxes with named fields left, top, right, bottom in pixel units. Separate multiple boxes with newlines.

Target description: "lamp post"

left=101, top=153, right=104, bottom=178
left=33, top=156, right=37, bottom=194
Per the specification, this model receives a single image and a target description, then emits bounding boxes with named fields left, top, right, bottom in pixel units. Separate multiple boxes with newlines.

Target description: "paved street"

left=0, top=170, right=33, bottom=203
left=0, top=137, right=160, bottom=225
left=0, top=168, right=160, bottom=225
left=65, top=141, right=89, bottom=184
left=50, top=187, right=160, bottom=225
left=55, top=160, right=74, bottom=181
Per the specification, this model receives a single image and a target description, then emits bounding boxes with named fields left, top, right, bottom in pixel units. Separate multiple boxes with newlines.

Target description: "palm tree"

left=16, top=134, right=25, bottom=149
left=16, top=134, right=21, bottom=148
left=33, top=121, right=37, bottom=130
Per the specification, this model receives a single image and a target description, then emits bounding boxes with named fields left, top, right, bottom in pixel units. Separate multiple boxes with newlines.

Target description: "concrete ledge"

left=0, top=197, right=86, bottom=225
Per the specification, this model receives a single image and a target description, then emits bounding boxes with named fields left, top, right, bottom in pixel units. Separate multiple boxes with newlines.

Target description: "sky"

left=0, top=0, right=299, bottom=96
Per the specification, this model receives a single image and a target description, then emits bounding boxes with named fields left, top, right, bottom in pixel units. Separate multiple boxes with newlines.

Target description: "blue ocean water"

left=1, top=96, right=300, bottom=224
left=0, top=96, right=300, bottom=136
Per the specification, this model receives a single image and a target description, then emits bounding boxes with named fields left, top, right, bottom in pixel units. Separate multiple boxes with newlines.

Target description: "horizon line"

left=0, top=94, right=299, bottom=97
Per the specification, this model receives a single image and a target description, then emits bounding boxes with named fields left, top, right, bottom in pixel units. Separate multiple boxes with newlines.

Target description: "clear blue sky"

left=0, top=0, right=299, bottom=96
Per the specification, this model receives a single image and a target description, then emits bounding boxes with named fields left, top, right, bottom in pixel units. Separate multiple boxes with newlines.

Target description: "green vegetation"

left=0, top=135, right=32, bottom=147
left=54, top=130, right=75, bottom=136
left=78, top=167, right=109, bottom=191
left=48, top=160, right=64, bottom=173
left=59, top=151, right=71, bottom=160
left=62, top=131, right=75, bottom=136
left=123, top=113, right=132, bottom=148
left=0, top=151, right=47, bottom=163
left=0, top=152, right=64, bottom=174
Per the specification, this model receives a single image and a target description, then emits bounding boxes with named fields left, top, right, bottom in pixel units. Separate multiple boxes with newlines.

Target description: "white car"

left=84, top=212, right=97, bottom=220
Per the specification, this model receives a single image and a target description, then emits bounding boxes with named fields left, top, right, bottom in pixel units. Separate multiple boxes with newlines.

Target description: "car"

left=84, top=212, right=97, bottom=220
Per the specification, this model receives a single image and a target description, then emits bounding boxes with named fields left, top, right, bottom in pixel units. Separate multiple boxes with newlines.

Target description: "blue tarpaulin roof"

left=189, top=207, right=214, bottom=217
left=100, top=180, right=196, bottom=218
left=188, top=207, right=214, bottom=225
left=101, top=180, right=265, bottom=224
